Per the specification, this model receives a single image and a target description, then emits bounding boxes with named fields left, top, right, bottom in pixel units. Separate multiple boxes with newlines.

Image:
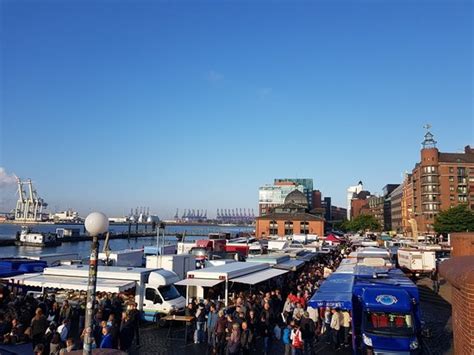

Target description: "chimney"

left=465, top=145, right=474, bottom=154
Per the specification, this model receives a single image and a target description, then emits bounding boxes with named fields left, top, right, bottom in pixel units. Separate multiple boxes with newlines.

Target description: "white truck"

left=5, top=265, right=186, bottom=322
left=397, top=248, right=436, bottom=277
left=98, top=249, right=144, bottom=267
left=145, top=254, right=196, bottom=280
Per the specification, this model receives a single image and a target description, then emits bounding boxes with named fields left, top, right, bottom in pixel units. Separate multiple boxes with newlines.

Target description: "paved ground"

left=417, top=278, right=453, bottom=355
left=134, top=280, right=453, bottom=355
left=132, top=324, right=352, bottom=355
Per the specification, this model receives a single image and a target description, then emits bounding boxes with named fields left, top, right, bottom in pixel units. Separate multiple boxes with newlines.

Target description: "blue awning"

left=308, top=273, right=354, bottom=310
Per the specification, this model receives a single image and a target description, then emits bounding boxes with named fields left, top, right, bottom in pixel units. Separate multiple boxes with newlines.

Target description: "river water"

left=0, top=223, right=253, bottom=259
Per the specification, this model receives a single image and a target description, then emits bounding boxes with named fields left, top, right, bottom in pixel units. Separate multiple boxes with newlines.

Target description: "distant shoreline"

left=0, top=221, right=255, bottom=228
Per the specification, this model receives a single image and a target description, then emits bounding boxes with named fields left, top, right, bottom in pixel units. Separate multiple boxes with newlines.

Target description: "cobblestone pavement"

left=134, top=280, right=453, bottom=355
left=133, top=324, right=352, bottom=355
left=417, top=279, right=453, bottom=355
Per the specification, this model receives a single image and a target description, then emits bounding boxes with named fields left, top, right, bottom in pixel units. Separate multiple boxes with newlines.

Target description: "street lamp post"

left=83, top=212, right=109, bottom=355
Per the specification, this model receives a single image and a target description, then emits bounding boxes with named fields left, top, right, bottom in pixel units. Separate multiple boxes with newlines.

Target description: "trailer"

left=4, top=265, right=186, bottom=322
left=397, top=249, right=436, bottom=277
left=146, top=254, right=196, bottom=280
left=175, top=262, right=288, bottom=306
left=309, top=265, right=422, bottom=354
left=98, top=249, right=144, bottom=267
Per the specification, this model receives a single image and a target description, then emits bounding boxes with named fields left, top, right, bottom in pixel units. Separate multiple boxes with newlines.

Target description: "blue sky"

left=1, top=0, right=472, bottom=218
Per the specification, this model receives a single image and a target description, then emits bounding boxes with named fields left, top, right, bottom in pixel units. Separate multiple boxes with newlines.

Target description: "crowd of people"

left=0, top=288, right=140, bottom=354
left=0, top=245, right=352, bottom=354
left=183, top=246, right=352, bottom=355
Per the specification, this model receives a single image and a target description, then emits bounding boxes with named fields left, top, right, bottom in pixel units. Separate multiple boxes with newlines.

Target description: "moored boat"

left=14, top=226, right=61, bottom=247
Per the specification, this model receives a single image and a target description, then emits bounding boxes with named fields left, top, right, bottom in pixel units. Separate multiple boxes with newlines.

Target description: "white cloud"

left=257, top=87, right=272, bottom=98
left=0, top=167, right=16, bottom=188
left=206, top=70, right=224, bottom=83
left=0, top=168, right=17, bottom=211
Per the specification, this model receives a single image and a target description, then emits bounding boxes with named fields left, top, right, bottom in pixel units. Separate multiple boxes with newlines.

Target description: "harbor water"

left=0, top=223, right=253, bottom=259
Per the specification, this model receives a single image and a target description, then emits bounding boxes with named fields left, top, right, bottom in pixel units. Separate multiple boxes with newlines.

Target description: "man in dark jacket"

left=240, top=321, right=253, bottom=355
left=127, top=302, right=140, bottom=346
left=300, top=312, right=316, bottom=355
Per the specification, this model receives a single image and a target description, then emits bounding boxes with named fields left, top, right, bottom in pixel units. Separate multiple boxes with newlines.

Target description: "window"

left=284, top=221, right=293, bottom=236
left=450, top=195, right=455, bottom=201
left=300, top=221, right=309, bottom=234
left=364, top=311, right=414, bottom=336
left=459, top=196, right=468, bottom=203
left=158, top=285, right=180, bottom=301
left=449, top=176, right=454, bottom=182
left=458, top=167, right=466, bottom=176
left=458, top=186, right=467, bottom=194
left=449, top=186, right=455, bottom=192
left=449, top=167, right=454, bottom=173
left=145, top=287, right=162, bottom=304
left=269, top=220, right=278, bottom=235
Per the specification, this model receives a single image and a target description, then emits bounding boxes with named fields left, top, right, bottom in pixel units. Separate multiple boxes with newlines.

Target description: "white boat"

left=15, top=226, right=61, bottom=247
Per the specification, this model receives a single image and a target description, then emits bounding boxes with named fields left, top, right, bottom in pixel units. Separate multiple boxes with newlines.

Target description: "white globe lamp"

left=85, top=212, right=109, bottom=236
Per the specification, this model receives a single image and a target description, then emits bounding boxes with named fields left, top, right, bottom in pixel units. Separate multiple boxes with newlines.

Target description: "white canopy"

left=274, top=259, right=305, bottom=271
left=9, top=274, right=135, bottom=293
left=231, top=268, right=288, bottom=285
left=174, top=278, right=224, bottom=288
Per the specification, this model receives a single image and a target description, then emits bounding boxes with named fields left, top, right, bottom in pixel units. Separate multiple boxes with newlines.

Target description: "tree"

left=433, top=204, right=474, bottom=234
left=346, top=214, right=381, bottom=232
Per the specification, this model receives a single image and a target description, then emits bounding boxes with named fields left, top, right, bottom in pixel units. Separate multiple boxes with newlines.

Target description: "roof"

left=43, top=265, right=157, bottom=281
left=175, top=278, right=224, bottom=288
left=308, top=273, right=354, bottom=310
left=284, top=190, right=308, bottom=206
left=439, top=152, right=474, bottom=164
left=230, top=268, right=288, bottom=285
left=9, top=273, right=135, bottom=293
left=274, top=259, right=306, bottom=271
left=257, top=212, right=324, bottom=221
left=187, top=262, right=268, bottom=279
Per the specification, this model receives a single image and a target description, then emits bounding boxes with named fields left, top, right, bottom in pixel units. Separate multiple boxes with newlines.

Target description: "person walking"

left=206, top=303, right=218, bottom=351
left=290, top=321, right=304, bottom=355
left=227, top=323, right=241, bottom=355
left=127, top=302, right=140, bottom=347
left=194, top=302, right=206, bottom=344
left=282, top=321, right=292, bottom=355
left=30, top=308, right=48, bottom=349
left=341, top=309, right=351, bottom=348
left=329, top=308, right=341, bottom=350
left=240, top=321, right=253, bottom=355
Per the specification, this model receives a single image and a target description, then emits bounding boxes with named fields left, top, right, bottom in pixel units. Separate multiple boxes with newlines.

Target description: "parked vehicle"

left=309, top=265, right=422, bottom=354
left=397, top=249, right=436, bottom=277
left=146, top=254, right=196, bottom=280
left=98, top=249, right=144, bottom=267
left=4, top=265, right=186, bottom=322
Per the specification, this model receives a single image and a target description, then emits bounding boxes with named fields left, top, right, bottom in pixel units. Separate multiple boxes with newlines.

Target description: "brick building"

left=439, top=233, right=474, bottom=355
left=401, top=173, right=414, bottom=236
left=406, top=130, right=474, bottom=233
left=350, top=190, right=371, bottom=219
left=255, top=189, right=324, bottom=238
left=360, top=195, right=385, bottom=229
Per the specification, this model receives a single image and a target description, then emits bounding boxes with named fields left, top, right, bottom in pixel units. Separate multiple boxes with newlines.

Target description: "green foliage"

left=345, top=214, right=381, bottom=232
left=433, top=204, right=474, bottom=234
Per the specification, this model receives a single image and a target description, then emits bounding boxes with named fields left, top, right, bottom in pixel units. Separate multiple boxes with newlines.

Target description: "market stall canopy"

left=274, top=259, right=305, bottom=271
left=308, top=273, right=354, bottom=310
left=8, top=273, right=135, bottom=293
left=174, top=278, right=224, bottom=288
left=231, top=268, right=288, bottom=285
